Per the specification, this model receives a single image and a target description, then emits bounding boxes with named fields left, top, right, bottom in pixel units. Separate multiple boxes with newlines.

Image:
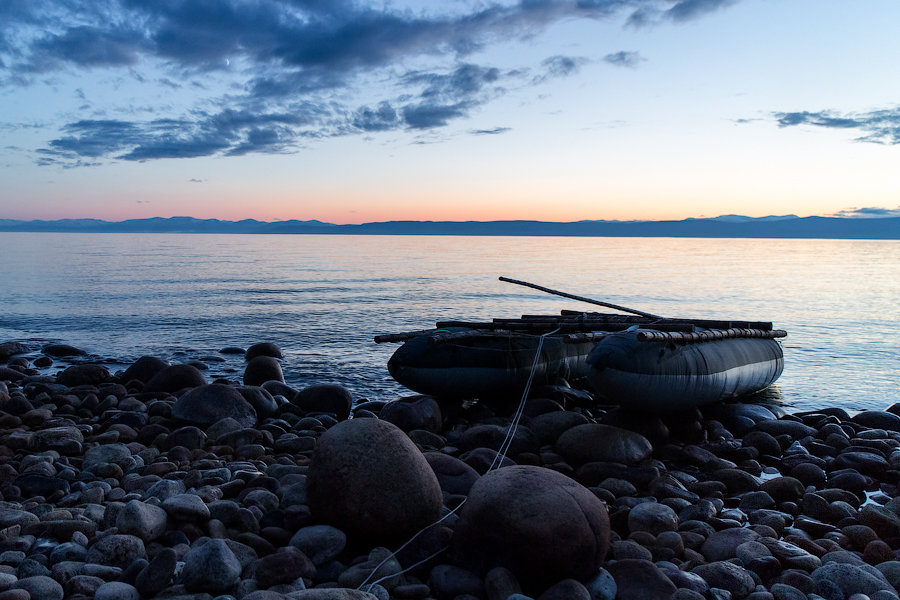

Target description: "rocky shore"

left=2, top=339, right=900, bottom=600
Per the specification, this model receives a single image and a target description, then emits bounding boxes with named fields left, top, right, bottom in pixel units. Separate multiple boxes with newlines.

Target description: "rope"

left=358, top=327, right=559, bottom=593
left=488, top=327, right=559, bottom=471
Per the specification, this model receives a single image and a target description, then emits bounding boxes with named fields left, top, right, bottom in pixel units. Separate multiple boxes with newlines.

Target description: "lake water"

left=0, top=233, right=897, bottom=413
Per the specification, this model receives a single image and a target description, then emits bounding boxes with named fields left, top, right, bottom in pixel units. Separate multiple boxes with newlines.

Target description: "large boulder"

left=295, top=384, right=353, bottom=421
left=450, top=465, right=610, bottom=592
left=307, top=418, right=442, bottom=544
left=556, top=424, right=653, bottom=466
left=143, top=364, right=206, bottom=393
left=243, top=356, right=284, bottom=386
left=172, top=383, right=257, bottom=428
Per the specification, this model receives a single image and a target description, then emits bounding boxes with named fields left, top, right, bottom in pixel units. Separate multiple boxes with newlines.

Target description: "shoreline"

left=2, top=340, right=900, bottom=599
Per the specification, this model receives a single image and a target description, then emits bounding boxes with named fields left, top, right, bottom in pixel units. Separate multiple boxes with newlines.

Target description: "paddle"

left=499, top=276, right=663, bottom=320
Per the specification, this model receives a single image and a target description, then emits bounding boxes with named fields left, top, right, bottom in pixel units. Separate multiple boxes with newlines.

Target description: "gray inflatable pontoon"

left=387, top=327, right=596, bottom=399
left=587, top=328, right=784, bottom=413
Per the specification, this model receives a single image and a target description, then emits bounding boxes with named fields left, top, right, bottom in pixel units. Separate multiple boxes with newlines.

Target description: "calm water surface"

left=0, top=233, right=897, bottom=413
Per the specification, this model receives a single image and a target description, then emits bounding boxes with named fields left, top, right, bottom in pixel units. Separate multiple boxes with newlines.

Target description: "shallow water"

left=0, top=233, right=897, bottom=413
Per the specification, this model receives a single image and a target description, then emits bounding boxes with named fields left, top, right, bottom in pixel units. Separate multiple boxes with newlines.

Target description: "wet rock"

left=555, top=424, right=652, bottom=466
left=245, top=342, right=283, bottom=361
left=162, top=493, right=211, bottom=522
left=429, top=564, right=484, bottom=599
left=760, top=476, right=805, bottom=503
left=379, top=396, right=442, bottom=433
left=851, top=410, right=900, bottom=433
left=458, top=424, right=538, bottom=456
left=692, top=561, right=755, bottom=599
left=528, top=410, right=589, bottom=445
left=95, top=581, right=140, bottom=600
left=237, top=386, right=279, bottom=419
left=425, top=452, right=480, bottom=496
left=182, top=538, right=241, bottom=593
left=254, top=548, right=315, bottom=587
left=294, top=384, right=353, bottom=421
left=485, top=566, right=523, bottom=600
left=537, top=578, right=590, bottom=600
left=85, top=534, right=147, bottom=570
left=134, top=547, right=176, bottom=597
left=307, top=418, right=442, bottom=544
left=290, top=525, right=347, bottom=566
left=607, top=559, right=677, bottom=600
left=56, top=364, right=112, bottom=386
left=701, top=528, right=761, bottom=562
left=0, top=341, right=29, bottom=360
left=115, top=499, right=168, bottom=541
left=12, top=575, right=63, bottom=600
left=143, top=363, right=207, bottom=393
left=120, top=356, right=170, bottom=384
left=28, top=426, right=83, bottom=454
left=173, top=383, right=257, bottom=428
left=811, top=561, right=897, bottom=600
left=628, top=501, right=678, bottom=535
left=243, top=356, right=284, bottom=386
left=42, top=343, right=85, bottom=357
left=450, top=465, right=609, bottom=591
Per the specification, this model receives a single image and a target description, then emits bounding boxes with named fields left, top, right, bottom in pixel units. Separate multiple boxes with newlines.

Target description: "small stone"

left=182, top=538, right=241, bottom=593
left=691, top=561, right=755, bottom=598
left=162, top=493, right=211, bottom=521
left=13, top=576, right=63, bottom=600
left=555, top=424, right=652, bottom=466
left=607, top=559, right=677, bottom=600
left=628, top=501, right=678, bottom=535
left=288, top=525, right=347, bottom=566
left=85, top=534, right=147, bottom=570
left=135, top=547, right=176, bottom=597
left=116, top=500, right=168, bottom=541
left=94, top=581, right=140, bottom=600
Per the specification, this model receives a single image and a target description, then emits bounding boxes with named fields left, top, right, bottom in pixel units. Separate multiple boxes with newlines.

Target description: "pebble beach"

left=2, top=339, right=900, bottom=600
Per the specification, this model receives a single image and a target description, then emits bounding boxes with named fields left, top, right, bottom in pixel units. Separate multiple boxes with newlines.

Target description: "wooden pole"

left=499, top=276, right=663, bottom=319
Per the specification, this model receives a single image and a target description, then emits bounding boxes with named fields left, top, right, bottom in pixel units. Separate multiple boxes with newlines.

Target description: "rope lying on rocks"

left=358, top=327, right=561, bottom=593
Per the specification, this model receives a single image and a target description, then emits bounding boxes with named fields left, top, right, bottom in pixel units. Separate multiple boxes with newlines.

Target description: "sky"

left=1, top=0, right=900, bottom=224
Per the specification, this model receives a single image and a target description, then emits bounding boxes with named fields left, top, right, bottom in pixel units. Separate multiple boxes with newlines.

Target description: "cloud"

left=831, top=206, right=900, bottom=218
left=603, top=50, right=644, bottom=68
left=540, top=55, right=589, bottom=79
left=774, top=107, right=900, bottom=145
left=470, top=127, right=511, bottom=135
left=0, top=0, right=747, bottom=164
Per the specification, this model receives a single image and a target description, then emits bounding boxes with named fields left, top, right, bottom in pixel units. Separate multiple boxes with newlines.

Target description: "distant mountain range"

left=0, top=215, right=897, bottom=239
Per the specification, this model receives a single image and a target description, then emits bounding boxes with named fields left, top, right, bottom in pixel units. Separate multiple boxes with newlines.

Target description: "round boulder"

left=379, top=395, right=442, bottom=433
left=307, top=418, right=442, bottom=544
left=450, top=465, right=610, bottom=591
left=143, top=364, right=206, bottom=393
left=173, top=383, right=257, bottom=428
left=245, top=342, right=283, bottom=361
left=243, top=355, right=284, bottom=386
left=120, top=356, right=170, bottom=384
left=295, top=384, right=353, bottom=421
left=556, top=424, right=653, bottom=466
left=57, top=364, right=112, bottom=387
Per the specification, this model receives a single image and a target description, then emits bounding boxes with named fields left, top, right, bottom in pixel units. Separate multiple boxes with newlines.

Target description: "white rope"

left=357, top=497, right=468, bottom=592
left=488, top=327, right=559, bottom=471
left=357, top=326, right=559, bottom=593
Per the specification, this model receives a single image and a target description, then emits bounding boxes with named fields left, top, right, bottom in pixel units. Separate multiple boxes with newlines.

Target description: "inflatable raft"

left=377, top=312, right=786, bottom=409
left=385, top=327, right=597, bottom=399
left=586, top=327, right=784, bottom=413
